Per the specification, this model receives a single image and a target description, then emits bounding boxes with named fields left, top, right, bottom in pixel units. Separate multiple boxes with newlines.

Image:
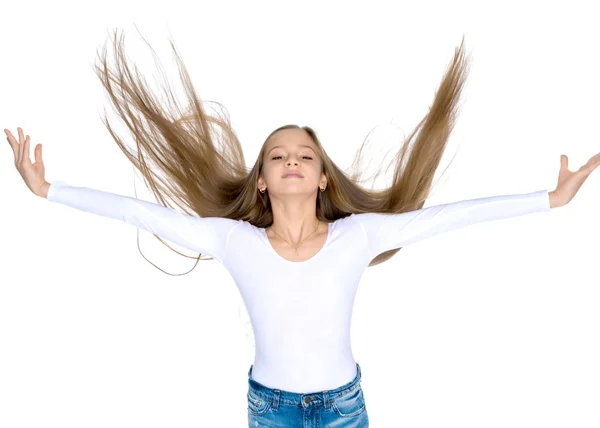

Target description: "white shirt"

left=47, top=180, right=551, bottom=393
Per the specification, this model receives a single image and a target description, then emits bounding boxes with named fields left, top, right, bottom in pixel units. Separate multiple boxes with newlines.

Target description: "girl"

left=5, top=31, right=598, bottom=427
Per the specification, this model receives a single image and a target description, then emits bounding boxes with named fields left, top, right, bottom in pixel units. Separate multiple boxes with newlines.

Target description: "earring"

left=260, top=187, right=325, bottom=193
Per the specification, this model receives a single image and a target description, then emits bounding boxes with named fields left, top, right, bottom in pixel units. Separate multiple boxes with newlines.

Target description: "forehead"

left=266, top=129, right=316, bottom=151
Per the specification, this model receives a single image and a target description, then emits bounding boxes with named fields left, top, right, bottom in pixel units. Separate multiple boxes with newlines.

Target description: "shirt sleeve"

left=352, top=189, right=551, bottom=259
left=46, top=180, right=240, bottom=264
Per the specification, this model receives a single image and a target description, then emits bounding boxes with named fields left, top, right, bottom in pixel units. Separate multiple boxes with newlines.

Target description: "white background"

left=1, top=1, right=599, bottom=427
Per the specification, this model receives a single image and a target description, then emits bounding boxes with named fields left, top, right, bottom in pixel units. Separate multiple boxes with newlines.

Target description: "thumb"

left=561, top=154, right=568, bottom=168
left=34, top=144, right=43, bottom=164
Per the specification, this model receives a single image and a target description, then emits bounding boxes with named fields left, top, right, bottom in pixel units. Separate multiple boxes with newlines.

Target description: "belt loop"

left=324, top=390, right=330, bottom=411
left=272, top=390, right=280, bottom=410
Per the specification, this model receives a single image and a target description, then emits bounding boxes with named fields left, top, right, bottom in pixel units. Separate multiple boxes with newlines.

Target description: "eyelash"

left=272, top=156, right=313, bottom=160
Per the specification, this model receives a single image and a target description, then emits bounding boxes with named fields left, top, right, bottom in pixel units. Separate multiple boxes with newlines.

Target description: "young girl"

left=5, top=32, right=597, bottom=428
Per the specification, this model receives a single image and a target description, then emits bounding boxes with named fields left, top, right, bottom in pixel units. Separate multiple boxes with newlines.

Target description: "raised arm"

left=45, top=180, right=239, bottom=263
left=5, top=127, right=239, bottom=263
left=352, top=189, right=551, bottom=259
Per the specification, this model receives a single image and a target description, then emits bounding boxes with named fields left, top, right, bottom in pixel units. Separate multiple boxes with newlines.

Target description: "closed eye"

left=272, top=156, right=312, bottom=160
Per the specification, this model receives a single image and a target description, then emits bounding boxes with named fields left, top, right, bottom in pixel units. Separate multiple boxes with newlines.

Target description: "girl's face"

left=259, top=129, right=326, bottom=195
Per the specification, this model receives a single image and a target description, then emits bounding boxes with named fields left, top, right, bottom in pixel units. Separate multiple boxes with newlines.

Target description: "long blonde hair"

left=92, top=29, right=471, bottom=272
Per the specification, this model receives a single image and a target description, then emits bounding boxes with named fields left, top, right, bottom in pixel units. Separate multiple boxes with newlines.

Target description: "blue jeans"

left=247, top=362, right=369, bottom=427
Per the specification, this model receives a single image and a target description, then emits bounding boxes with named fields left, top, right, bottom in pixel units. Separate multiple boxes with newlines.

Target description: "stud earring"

left=260, top=187, right=325, bottom=193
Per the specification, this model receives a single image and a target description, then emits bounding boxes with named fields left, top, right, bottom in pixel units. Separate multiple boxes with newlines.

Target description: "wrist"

left=549, top=190, right=561, bottom=209
left=37, top=181, right=51, bottom=199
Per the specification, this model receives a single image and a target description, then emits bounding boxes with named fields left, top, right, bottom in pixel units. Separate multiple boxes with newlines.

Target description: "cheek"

left=263, top=164, right=278, bottom=179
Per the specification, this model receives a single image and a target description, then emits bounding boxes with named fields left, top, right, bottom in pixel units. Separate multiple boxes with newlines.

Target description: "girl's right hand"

left=4, top=127, right=49, bottom=197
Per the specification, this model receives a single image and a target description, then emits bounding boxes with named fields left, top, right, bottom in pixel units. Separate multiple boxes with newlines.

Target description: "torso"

left=265, top=222, right=329, bottom=262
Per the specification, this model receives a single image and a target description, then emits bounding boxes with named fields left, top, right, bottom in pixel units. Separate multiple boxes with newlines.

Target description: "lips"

left=283, top=172, right=303, bottom=178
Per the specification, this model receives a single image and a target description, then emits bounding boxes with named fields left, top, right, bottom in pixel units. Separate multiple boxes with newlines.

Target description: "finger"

left=4, top=128, right=17, bottom=141
left=5, top=134, right=18, bottom=160
left=584, top=153, right=598, bottom=166
left=19, top=135, right=29, bottom=166
left=581, top=153, right=600, bottom=172
left=18, top=128, right=25, bottom=163
left=4, top=129, right=18, bottom=149
left=22, top=135, right=31, bottom=166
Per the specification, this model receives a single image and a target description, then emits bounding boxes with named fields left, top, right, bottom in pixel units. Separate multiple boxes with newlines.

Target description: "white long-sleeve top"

left=46, top=180, right=551, bottom=393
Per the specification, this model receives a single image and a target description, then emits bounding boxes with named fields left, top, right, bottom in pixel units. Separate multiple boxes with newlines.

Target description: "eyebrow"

left=267, top=144, right=316, bottom=155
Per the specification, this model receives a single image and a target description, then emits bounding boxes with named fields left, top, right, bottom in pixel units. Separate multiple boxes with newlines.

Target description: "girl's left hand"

left=552, top=151, right=600, bottom=207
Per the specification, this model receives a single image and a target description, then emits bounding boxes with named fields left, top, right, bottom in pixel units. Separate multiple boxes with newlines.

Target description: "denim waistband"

left=247, top=362, right=362, bottom=410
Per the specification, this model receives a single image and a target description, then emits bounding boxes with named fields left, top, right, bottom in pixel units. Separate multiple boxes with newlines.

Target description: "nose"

left=286, top=159, right=299, bottom=166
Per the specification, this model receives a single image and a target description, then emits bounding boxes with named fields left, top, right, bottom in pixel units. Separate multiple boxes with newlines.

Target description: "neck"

left=268, top=218, right=321, bottom=244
